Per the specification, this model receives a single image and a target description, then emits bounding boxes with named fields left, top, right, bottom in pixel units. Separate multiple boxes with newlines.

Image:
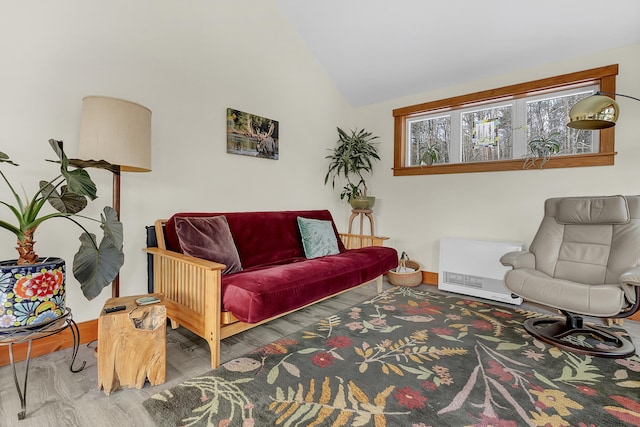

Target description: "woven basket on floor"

left=387, top=260, right=422, bottom=287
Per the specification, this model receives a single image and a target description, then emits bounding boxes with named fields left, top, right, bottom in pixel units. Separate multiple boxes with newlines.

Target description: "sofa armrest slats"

left=144, top=246, right=224, bottom=368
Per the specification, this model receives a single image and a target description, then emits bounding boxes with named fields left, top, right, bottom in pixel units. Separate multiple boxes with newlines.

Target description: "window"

left=393, top=65, right=618, bottom=175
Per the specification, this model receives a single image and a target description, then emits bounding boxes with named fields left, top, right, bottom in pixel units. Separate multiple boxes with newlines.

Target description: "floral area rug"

left=143, top=286, right=640, bottom=426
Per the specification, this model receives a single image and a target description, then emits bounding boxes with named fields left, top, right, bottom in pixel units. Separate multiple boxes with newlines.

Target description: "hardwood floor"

left=0, top=280, right=638, bottom=427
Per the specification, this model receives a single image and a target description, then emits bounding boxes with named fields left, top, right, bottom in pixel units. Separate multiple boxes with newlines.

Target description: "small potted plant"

left=523, top=132, right=561, bottom=169
left=419, top=142, right=440, bottom=166
left=324, top=127, right=381, bottom=210
left=0, top=139, right=124, bottom=329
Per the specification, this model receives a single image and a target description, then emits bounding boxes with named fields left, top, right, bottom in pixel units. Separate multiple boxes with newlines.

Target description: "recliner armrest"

left=620, top=266, right=640, bottom=287
left=500, top=251, right=535, bottom=269
left=620, top=266, right=640, bottom=306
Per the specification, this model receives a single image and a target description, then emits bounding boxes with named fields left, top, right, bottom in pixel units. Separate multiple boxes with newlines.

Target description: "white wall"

left=3, top=2, right=638, bottom=324
left=0, top=1, right=352, bottom=322
left=355, top=43, right=640, bottom=273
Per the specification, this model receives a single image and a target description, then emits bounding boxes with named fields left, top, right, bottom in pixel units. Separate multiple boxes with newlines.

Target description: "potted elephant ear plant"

left=324, top=127, right=381, bottom=210
left=0, top=139, right=124, bottom=330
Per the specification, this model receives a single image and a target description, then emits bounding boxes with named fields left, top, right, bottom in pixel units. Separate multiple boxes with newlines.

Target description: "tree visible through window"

left=526, top=91, right=596, bottom=156
left=408, top=115, right=450, bottom=165
left=393, top=65, right=618, bottom=175
left=461, top=103, right=513, bottom=163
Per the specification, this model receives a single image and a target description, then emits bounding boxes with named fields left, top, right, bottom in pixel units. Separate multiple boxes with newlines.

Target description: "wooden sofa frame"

left=145, top=219, right=389, bottom=369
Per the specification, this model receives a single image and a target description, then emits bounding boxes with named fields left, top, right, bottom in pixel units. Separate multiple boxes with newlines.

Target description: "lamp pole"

left=112, top=168, right=121, bottom=297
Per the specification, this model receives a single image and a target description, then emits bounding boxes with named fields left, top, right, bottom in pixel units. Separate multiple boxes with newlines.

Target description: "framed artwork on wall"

left=226, top=108, right=279, bottom=160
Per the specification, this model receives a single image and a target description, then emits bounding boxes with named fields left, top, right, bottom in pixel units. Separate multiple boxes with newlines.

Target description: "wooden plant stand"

left=97, top=294, right=166, bottom=395
left=347, top=209, right=375, bottom=236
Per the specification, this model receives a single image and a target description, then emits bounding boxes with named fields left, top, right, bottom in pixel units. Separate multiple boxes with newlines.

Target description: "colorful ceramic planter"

left=0, top=257, right=66, bottom=330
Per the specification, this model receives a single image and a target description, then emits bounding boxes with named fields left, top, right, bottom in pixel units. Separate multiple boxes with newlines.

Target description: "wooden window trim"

left=392, top=64, right=618, bottom=176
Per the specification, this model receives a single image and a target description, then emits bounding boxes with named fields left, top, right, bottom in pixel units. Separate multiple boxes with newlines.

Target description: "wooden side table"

left=97, top=294, right=166, bottom=395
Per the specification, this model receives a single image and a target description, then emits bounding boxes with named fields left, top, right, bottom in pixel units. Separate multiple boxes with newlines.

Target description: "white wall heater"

left=438, top=237, right=525, bottom=305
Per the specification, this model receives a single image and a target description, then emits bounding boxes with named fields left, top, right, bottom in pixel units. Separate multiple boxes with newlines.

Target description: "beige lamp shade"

left=567, top=94, right=619, bottom=130
left=78, top=96, right=152, bottom=172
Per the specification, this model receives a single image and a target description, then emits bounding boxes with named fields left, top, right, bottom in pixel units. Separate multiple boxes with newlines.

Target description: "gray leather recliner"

left=501, top=195, right=640, bottom=357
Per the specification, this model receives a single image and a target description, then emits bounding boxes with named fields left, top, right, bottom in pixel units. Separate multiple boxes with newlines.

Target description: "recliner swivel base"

left=523, top=315, right=635, bottom=358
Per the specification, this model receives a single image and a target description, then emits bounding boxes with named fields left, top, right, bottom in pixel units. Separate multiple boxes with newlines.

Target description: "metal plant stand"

left=0, top=308, right=85, bottom=420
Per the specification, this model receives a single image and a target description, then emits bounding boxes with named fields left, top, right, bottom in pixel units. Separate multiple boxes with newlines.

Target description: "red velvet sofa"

left=147, top=209, right=397, bottom=368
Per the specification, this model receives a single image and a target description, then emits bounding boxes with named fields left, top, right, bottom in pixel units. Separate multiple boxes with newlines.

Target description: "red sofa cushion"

left=223, top=245, right=398, bottom=323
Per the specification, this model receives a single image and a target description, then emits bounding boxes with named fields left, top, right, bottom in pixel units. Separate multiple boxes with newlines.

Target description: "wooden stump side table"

left=97, top=294, right=166, bottom=395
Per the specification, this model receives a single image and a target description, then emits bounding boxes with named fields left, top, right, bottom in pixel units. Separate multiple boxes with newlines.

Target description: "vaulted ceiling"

left=275, top=0, right=640, bottom=106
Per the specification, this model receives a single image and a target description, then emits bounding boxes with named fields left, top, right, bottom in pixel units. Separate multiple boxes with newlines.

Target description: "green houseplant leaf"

left=72, top=207, right=124, bottom=300
left=39, top=182, right=88, bottom=214
left=100, top=205, right=124, bottom=250
left=0, top=151, right=19, bottom=166
left=49, top=139, right=98, bottom=200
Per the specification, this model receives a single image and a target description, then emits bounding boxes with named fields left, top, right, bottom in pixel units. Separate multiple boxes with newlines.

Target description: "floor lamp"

left=567, top=91, right=640, bottom=130
left=77, top=96, right=152, bottom=297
